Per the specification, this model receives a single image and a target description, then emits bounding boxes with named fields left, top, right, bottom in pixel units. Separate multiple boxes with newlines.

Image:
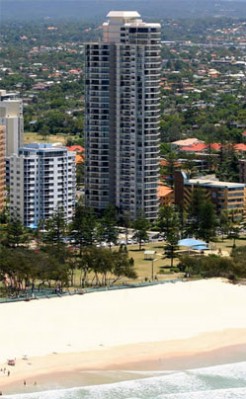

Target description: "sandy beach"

left=1, top=279, right=246, bottom=395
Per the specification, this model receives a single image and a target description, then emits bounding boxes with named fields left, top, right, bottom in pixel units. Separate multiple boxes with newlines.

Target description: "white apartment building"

left=7, top=143, right=76, bottom=227
left=0, top=90, right=23, bottom=157
left=85, top=11, right=161, bottom=221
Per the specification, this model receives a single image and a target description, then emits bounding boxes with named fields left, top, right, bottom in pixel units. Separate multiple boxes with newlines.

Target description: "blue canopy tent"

left=178, top=238, right=208, bottom=250
left=28, top=223, right=38, bottom=229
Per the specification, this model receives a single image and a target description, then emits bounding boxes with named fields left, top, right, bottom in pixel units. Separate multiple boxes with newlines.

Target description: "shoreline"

left=0, top=279, right=246, bottom=395
left=1, top=328, right=246, bottom=395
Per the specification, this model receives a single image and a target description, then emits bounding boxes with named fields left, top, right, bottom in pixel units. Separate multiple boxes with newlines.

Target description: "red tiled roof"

left=180, top=143, right=207, bottom=152
left=180, top=142, right=222, bottom=153
left=67, top=145, right=85, bottom=153
left=158, top=185, right=173, bottom=197
left=75, top=154, right=84, bottom=164
left=234, top=143, right=246, bottom=152
left=209, top=143, right=221, bottom=151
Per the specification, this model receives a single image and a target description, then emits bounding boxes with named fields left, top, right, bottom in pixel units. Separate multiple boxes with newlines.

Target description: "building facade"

left=0, top=90, right=23, bottom=157
left=0, top=125, right=5, bottom=211
left=239, top=159, right=246, bottom=184
left=85, top=11, right=161, bottom=221
left=7, top=144, right=76, bottom=227
left=175, top=171, right=245, bottom=219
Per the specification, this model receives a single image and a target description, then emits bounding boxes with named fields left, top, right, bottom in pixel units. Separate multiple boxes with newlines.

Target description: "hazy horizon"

left=1, top=0, right=246, bottom=21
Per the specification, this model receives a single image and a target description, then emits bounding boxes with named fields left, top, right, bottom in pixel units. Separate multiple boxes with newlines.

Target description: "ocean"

left=4, top=361, right=246, bottom=399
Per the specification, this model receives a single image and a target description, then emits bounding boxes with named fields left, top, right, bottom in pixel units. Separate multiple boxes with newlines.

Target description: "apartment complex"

left=7, top=144, right=76, bottom=227
left=175, top=171, right=245, bottom=218
left=0, top=90, right=23, bottom=157
left=0, top=125, right=5, bottom=211
left=84, top=11, right=161, bottom=221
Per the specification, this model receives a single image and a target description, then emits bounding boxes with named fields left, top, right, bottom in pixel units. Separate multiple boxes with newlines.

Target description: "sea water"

left=4, top=361, right=246, bottom=399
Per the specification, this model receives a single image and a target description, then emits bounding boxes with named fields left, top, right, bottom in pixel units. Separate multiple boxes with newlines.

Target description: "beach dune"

left=1, top=279, right=246, bottom=394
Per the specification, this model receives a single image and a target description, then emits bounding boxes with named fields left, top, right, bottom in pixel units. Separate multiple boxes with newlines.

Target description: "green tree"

left=165, top=228, right=180, bottom=268
left=42, top=208, right=68, bottom=265
left=216, top=144, right=240, bottom=182
left=228, top=226, right=240, bottom=248
left=231, top=246, right=246, bottom=279
left=159, top=205, right=180, bottom=268
left=199, top=202, right=217, bottom=242
left=4, top=215, right=29, bottom=248
left=158, top=205, right=180, bottom=240
left=77, top=246, right=136, bottom=287
left=162, top=152, right=178, bottom=188
left=178, top=255, right=233, bottom=279
left=70, top=203, right=97, bottom=254
left=111, top=249, right=136, bottom=284
left=133, top=216, right=149, bottom=250
left=98, top=206, right=118, bottom=247
left=219, top=210, right=230, bottom=240
left=43, top=207, right=67, bottom=249
left=187, top=188, right=207, bottom=237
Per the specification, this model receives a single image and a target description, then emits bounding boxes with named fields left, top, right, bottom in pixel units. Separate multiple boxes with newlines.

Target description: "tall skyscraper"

left=85, top=11, right=161, bottom=221
left=7, top=144, right=76, bottom=227
left=0, top=89, right=23, bottom=157
left=0, top=125, right=5, bottom=212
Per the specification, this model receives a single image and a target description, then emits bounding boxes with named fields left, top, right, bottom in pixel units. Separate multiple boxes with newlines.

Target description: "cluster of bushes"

left=178, top=246, right=246, bottom=281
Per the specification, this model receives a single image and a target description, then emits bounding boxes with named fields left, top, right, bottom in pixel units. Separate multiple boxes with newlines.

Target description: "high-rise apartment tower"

left=85, top=11, right=161, bottom=221
left=0, top=125, right=5, bottom=211
left=0, top=90, right=23, bottom=157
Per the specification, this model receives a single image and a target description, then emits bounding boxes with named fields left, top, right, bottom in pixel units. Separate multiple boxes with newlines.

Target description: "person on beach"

left=24, top=380, right=26, bottom=386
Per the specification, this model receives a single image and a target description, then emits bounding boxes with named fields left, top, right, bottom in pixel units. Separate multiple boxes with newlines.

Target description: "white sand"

left=1, top=279, right=246, bottom=361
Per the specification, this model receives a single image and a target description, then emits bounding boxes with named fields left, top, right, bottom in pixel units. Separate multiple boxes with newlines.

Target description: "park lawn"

left=113, top=236, right=246, bottom=284
left=72, top=236, right=246, bottom=287
left=209, top=235, right=246, bottom=253
left=127, top=242, right=180, bottom=282
left=72, top=241, right=182, bottom=287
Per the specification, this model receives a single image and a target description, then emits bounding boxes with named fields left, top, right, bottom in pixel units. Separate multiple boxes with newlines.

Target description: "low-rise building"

left=175, top=171, right=245, bottom=219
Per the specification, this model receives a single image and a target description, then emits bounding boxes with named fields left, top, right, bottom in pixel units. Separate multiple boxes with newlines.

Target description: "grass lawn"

left=24, top=132, right=71, bottom=145
left=78, top=236, right=246, bottom=287
left=127, top=241, right=181, bottom=282
left=210, top=235, right=246, bottom=253
left=72, top=241, right=183, bottom=288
